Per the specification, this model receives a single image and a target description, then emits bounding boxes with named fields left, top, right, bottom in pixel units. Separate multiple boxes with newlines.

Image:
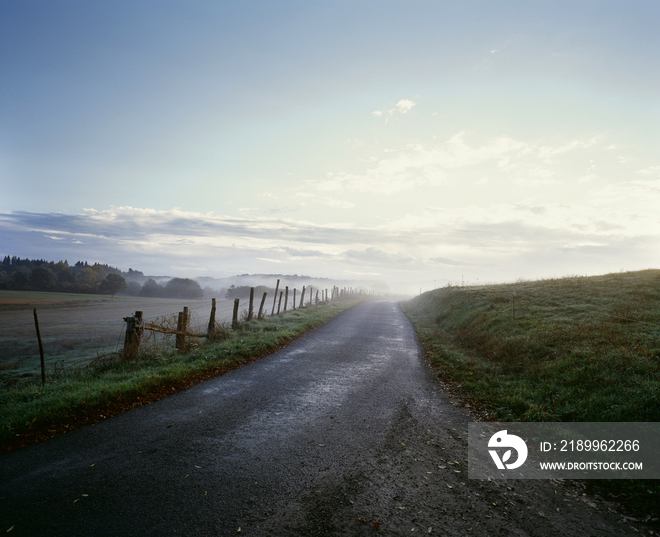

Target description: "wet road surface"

left=1, top=301, right=626, bottom=536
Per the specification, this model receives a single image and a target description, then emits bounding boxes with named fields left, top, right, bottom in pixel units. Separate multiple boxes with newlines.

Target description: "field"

left=401, top=269, right=660, bottom=511
left=0, top=290, right=238, bottom=388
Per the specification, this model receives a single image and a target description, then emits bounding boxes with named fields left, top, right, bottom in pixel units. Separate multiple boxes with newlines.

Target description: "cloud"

left=538, top=138, right=597, bottom=160
left=324, top=198, right=355, bottom=209
left=2, top=172, right=658, bottom=292
left=395, top=99, right=415, bottom=113
left=638, top=165, right=660, bottom=176
left=313, top=132, right=530, bottom=194
left=372, top=98, right=416, bottom=123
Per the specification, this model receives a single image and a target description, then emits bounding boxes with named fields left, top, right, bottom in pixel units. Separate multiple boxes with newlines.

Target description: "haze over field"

left=1, top=1, right=659, bottom=294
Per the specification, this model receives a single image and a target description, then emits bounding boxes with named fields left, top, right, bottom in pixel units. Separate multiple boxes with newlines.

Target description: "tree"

left=140, top=278, right=163, bottom=297
left=126, top=280, right=142, bottom=296
left=54, top=263, right=75, bottom=285
left=9, top=268, right=30, bottom=290
left=98, top=273, right=128, bottom=297
left=30, top=267, right=58, bottom=291
left=164, top=278, right=204, bottom=299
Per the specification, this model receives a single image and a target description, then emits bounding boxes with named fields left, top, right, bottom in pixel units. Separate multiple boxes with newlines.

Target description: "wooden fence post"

left=258, top=292, right=267, bottom=319
left=271, top=279, right=280, bottom=316
left=300, top=286, right=306, bottom=308
left=248, top=287, right=254, bottom=321
left=124, top=315, right=136, bottom=358
left=277, top=291, right=283, bottom=314
left=176, top=309, right=189, bottom=353
left=315, top=290, right=319, bottom=305
left=284, top=286, right=288, bottom=312
left=183, top=307, right=189, bottom=341
left=293, top=288, right=296, bottom=310
left=232, top=298, right=240, bottom=329
left=207, top=298, right=216, bottom=337
left=123, top=311, right=143, bottom=360
left=33, top=309, right=46, bottom=385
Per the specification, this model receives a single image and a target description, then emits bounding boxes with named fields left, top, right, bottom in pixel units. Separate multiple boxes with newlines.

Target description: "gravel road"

left=0, top=301, right=635, bottom=536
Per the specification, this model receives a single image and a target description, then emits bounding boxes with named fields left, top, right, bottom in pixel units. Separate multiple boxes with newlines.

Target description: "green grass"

left=401, top=269, right=660, bottom=513
left=0, top=300, right=362, bottom=446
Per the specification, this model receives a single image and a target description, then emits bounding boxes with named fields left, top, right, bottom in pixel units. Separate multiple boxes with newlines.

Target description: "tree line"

left=0, top=256, right=204, bottom=299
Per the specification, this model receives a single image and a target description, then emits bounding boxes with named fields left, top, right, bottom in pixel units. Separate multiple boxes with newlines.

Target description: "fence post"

left=207, top=298, right=216, bottom=337
left=293, top=288, right=296, bottom=310
left=176, top=310, right=189, bottom=353
left=33, top=309, right=46, bottom=385
left=315, top=290, right=319, bottom=306
left=258, top=292, right=267, bottom=319
left=124, top=315, right=136, bottom=358
left=124, top=311, right=143, bottom=359
left=183, top=307, right=189, bottom=341
left=232, top=298, right=240, bottom=329
left=300, top=286, right=306, bottom=308
left=284, top=286, right=288, bottom=312
left=248, top=287, right=254, bottom=321
left=271, top=279, right=280, bottom=316
left=277, top=291, right=283, bottom=314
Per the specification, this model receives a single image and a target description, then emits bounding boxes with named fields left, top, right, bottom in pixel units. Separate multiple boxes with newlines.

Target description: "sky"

left=1, top=1, right=659, bottom=294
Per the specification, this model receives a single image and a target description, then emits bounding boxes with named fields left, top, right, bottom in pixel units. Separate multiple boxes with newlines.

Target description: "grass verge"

left=0, top=300, right=362, bottom=454
left=400, top=270, right=660, bottom=515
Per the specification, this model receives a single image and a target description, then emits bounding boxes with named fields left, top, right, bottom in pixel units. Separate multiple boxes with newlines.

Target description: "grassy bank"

left=401, top=270, right=660, bottom=513
left=0, top=300, right=362, bottom=451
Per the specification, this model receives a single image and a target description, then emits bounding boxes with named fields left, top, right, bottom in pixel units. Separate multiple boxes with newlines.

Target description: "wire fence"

left=0, top=297, right=233, bottom=389
left=1, top=284, right=378, bottom=389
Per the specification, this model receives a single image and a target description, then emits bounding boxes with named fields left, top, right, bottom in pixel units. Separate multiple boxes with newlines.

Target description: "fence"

left=121, top=281, right=380, bottom=359
left=0, top=281, right=383, bottom=388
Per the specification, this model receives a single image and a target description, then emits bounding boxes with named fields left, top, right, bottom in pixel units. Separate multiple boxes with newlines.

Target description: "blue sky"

left=1, top=1, right=659, bottom=293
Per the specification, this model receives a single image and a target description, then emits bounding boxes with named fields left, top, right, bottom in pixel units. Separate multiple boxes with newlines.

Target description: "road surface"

left=1, top=301, right=628, bottom=536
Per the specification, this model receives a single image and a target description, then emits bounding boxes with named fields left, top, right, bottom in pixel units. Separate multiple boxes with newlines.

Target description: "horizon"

left=2, top=1, right=659, bottom=295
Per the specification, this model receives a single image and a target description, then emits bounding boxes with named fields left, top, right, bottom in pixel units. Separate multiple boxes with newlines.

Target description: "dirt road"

left=0, top=301, right=634, bottom=535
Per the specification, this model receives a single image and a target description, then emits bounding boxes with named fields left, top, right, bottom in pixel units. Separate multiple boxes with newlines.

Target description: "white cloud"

left=638, top=165, right=660, bottom=176
left=372, top=99, right=416, bottom=123
left=313, top=132, right=530, bottom=194
left=538, top=138, right=597, bottom=160
left=2, top=189, right=659, bottom=294
left=396, top=99, right=416, bottom=113
left=324, top=198, right=355, bottom=209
